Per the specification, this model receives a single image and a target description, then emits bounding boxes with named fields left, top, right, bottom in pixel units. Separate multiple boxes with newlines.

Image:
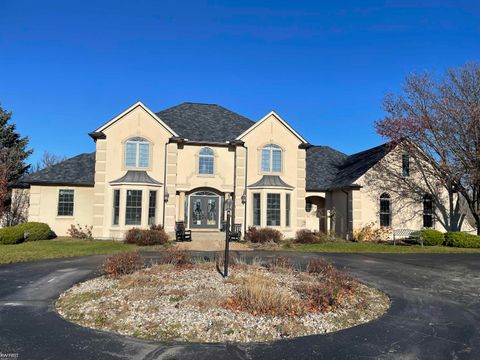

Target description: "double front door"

left=190, top=195, right=219, bottom=229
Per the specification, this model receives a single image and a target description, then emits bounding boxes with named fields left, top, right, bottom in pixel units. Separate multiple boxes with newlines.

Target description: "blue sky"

left=1, top=0, right=479, bottom=165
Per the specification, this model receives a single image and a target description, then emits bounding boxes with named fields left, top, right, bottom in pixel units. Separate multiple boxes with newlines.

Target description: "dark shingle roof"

left=306, top=142, right=394, bottom=191
left=306, top=146, right=348, bottom=191
left=156, top=102, right=254, bottom=142
left=110, top=170, right=162, bottom=185
left=248, top=175, right=293, bottom=189
left=21, top=153, right=95, bottom=186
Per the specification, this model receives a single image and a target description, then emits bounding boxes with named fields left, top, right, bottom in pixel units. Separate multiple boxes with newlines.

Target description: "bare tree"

left=30, top=151, right=67, bottom=172
left=375, top=62, right=480, bottom=234
left=1, top=189, right=29, bottom=226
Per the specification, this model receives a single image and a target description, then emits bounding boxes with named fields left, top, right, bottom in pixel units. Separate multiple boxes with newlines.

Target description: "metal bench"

left=393, top=228, right=423, bottom=247
left=175, top=221, right=192, bottom=242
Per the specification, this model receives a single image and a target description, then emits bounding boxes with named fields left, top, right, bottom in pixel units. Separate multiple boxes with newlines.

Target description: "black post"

left=224, top=211, right=230, bottom=277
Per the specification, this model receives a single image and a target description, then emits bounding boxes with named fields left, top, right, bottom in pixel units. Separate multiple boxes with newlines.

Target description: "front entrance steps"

left=175, top=230, right=250, bottom=251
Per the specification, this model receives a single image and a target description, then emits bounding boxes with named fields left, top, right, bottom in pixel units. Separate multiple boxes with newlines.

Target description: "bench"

left=393, top=228, right=423, bottom=247
left=228, top=224, right=242, bottom=242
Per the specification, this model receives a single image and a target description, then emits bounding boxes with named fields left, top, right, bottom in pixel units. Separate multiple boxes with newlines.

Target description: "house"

left=14, top=101, right=472, bottom=240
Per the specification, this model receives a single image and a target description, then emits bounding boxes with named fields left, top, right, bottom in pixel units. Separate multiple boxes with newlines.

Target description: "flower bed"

left=56, top=255, right=389, bottom=343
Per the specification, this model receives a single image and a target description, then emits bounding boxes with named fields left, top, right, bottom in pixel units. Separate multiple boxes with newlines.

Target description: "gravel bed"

left=56, top=262, right=389, bottom=343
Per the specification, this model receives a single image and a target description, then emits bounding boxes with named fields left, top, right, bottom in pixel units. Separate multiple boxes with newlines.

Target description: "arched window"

left=423, top=194, right=434, bottom=228
left=379, top=193, right=391, bottom=227
left=261, top=144, right=282, bottom=173
left=125, top=137, right=150, bottom=168
left=199, top=147, right=214, bottom=175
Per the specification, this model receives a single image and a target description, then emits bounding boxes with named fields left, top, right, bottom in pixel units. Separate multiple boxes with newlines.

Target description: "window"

left=58, top=189, right=74, bottom=216
left=125, top=137, right=150, bottom=168
left=126, top=190, right=142, bottom=225
left=379, top=193, right=391, bottom=227
left=113, top=189, right=120, bottom=225
left=148, top=191, right=157, bottom=225
left=261, top=144, right=282, bottom=173
left=423, top=194, right=434, bottom=228
left=267, top=193, right=281, bottom=226
left=402, top=153, right=410, bottom=177
left=305, top=201, right=313, bottom=213
left=253, top=193, right=261, bottom=226
left=286, top=193, right=291, bottom=227
left=199, top=147, right=214, bottom=175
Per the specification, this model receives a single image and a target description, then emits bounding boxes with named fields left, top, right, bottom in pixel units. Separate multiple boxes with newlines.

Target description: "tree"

left=0, top=103, right=32, bottom=216
left=30, top=151, right=66, bottom=172
left=374, top=63, right=480, bottom=234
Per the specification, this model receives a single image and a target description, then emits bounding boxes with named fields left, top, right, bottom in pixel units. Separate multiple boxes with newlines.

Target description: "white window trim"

left=124, top=138, right=152, bottom=170
left=57, top=188, right=75, bottom=218
left=259, top=144, right=283, bottom=174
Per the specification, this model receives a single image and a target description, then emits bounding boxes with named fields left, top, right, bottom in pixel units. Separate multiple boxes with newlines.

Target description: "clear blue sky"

left=1, top=0, right=479, bottom=165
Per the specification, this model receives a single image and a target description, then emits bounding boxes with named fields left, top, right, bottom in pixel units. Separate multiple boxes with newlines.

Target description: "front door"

left=190, top=195, right=219, bottom=228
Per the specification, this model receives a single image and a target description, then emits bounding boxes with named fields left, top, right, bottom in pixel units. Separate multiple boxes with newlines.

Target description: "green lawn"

left=0, top=238, right=139, bottom=264
left=287, top=242, right=480, bottom=253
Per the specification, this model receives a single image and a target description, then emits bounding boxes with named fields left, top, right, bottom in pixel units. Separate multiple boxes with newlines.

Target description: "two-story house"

left=16, top=101, right=473, bottom=240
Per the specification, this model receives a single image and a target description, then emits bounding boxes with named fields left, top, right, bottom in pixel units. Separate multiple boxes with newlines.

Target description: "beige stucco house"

left=15, top=101, right=474, bottom=240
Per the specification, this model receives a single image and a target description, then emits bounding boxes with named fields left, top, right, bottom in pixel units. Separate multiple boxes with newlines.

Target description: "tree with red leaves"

left=374, top=63, right=480, bottom=234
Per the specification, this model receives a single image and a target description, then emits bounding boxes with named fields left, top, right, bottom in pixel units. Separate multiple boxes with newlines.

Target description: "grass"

left=287, top=242, right=480, bottom=253
left=0, top=238, right=139, bottom=264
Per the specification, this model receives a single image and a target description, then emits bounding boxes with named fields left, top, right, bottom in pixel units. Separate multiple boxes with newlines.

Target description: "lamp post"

left=217, top=197, right=233, bottom=278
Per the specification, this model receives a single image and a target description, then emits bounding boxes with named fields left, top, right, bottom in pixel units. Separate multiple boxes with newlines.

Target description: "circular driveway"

left=0, top=251, right=479, bottom=359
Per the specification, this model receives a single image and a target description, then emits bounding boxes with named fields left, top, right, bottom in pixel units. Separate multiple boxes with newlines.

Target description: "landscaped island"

left=56, top=251, right=389, bottom=342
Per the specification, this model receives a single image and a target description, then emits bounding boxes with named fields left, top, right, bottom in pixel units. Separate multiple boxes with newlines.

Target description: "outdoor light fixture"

left=164, top=190, right=170, bottom=203
left=241, top=191, right=246, bottom=205
left=225, top=197, right=233, bottom=213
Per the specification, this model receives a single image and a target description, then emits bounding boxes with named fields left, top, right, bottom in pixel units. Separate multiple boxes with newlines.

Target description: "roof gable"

left=236, top=111, right=307, bottom=144
left=156, top=102, right=254, bottom=143
left=94, top=101, right=178, bottom=137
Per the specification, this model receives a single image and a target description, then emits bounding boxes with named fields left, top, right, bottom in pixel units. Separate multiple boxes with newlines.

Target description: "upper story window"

left=125, top=137, right=150, bottom=168
left=379, top=192, right=391, bottom=227
left=402, top=153, right=410, bottom=177
left=261, top=144, right=282, bottom=173
left=199, top=147, right=214, bottom=175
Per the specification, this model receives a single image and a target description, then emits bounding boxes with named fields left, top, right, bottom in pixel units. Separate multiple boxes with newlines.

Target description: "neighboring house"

left=13, top=101, right=473, bottom=239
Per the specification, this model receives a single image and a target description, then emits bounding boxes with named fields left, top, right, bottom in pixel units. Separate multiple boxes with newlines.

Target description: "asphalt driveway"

left=0, top=251, right=479, bottom=359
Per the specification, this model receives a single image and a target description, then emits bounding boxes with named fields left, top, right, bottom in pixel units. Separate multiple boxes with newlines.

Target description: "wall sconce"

left=241, top=190, right=246, bottom=205
left=164, top=190, right=170, bottom=203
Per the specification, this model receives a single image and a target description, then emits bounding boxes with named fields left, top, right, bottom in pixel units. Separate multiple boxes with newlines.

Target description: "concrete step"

left=190, top=231, right=226, bottom=241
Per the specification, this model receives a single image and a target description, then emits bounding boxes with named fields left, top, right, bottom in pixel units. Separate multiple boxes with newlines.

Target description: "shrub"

left=266, top=256, right=293, bottom=271
left=294, top=229, right=320, bottom=244
left=245, top=227, right=283, bottom=243
left=101, top=252, right=143, bottom=277
left=419, top=229, right=444, bottom=246
left=226, top=272, right=303, bottom=316
left=0, top=226, right=25, bottom=244
left=352, top=222, right=391, bottom=242
left=444, top=232, right=480, bottom=248
left=160, top=248, right=193, bottom=266
left=67, top=224, right=93, bottom=239
left=0, top=222, right=54, bottom=244
left=298, top=259, right=356, bottom=313
left=124, top=226, right=169, bottom=246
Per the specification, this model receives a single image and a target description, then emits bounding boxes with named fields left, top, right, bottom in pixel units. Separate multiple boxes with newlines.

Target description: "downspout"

left=162, top=141, right=168, bottom=227
left=232, top=144, right=237, bottom=224
left=341, top=189, right=350, bottom=240
left=243, top=145, right=248, bottom=237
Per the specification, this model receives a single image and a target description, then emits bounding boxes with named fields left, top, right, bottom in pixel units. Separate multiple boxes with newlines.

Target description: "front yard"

left=288, top=242, right=480, bottom=253
left=0, top=238, right=138, bottom=264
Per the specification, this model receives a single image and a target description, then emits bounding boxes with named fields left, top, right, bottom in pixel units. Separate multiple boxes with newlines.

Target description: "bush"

left=419, top=229, right=444, bottom=246
left=245, top=227, right=283, bottom=243
left=101, top=252, right=143, bottom=277
left=159, top=248, right=193, bottom=266
left=0, top=226, right=25, bottom=244
left=124, top=225, right=169, bottom=246
left=67, top=224, right=93, bottom=239
left=444, top=232, right=480, bottom=248
left=294, top=229, right=321, bottom=244
left=0, top=222, right=54, bottom=244
left=352, top=222, right=391, bottom=242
